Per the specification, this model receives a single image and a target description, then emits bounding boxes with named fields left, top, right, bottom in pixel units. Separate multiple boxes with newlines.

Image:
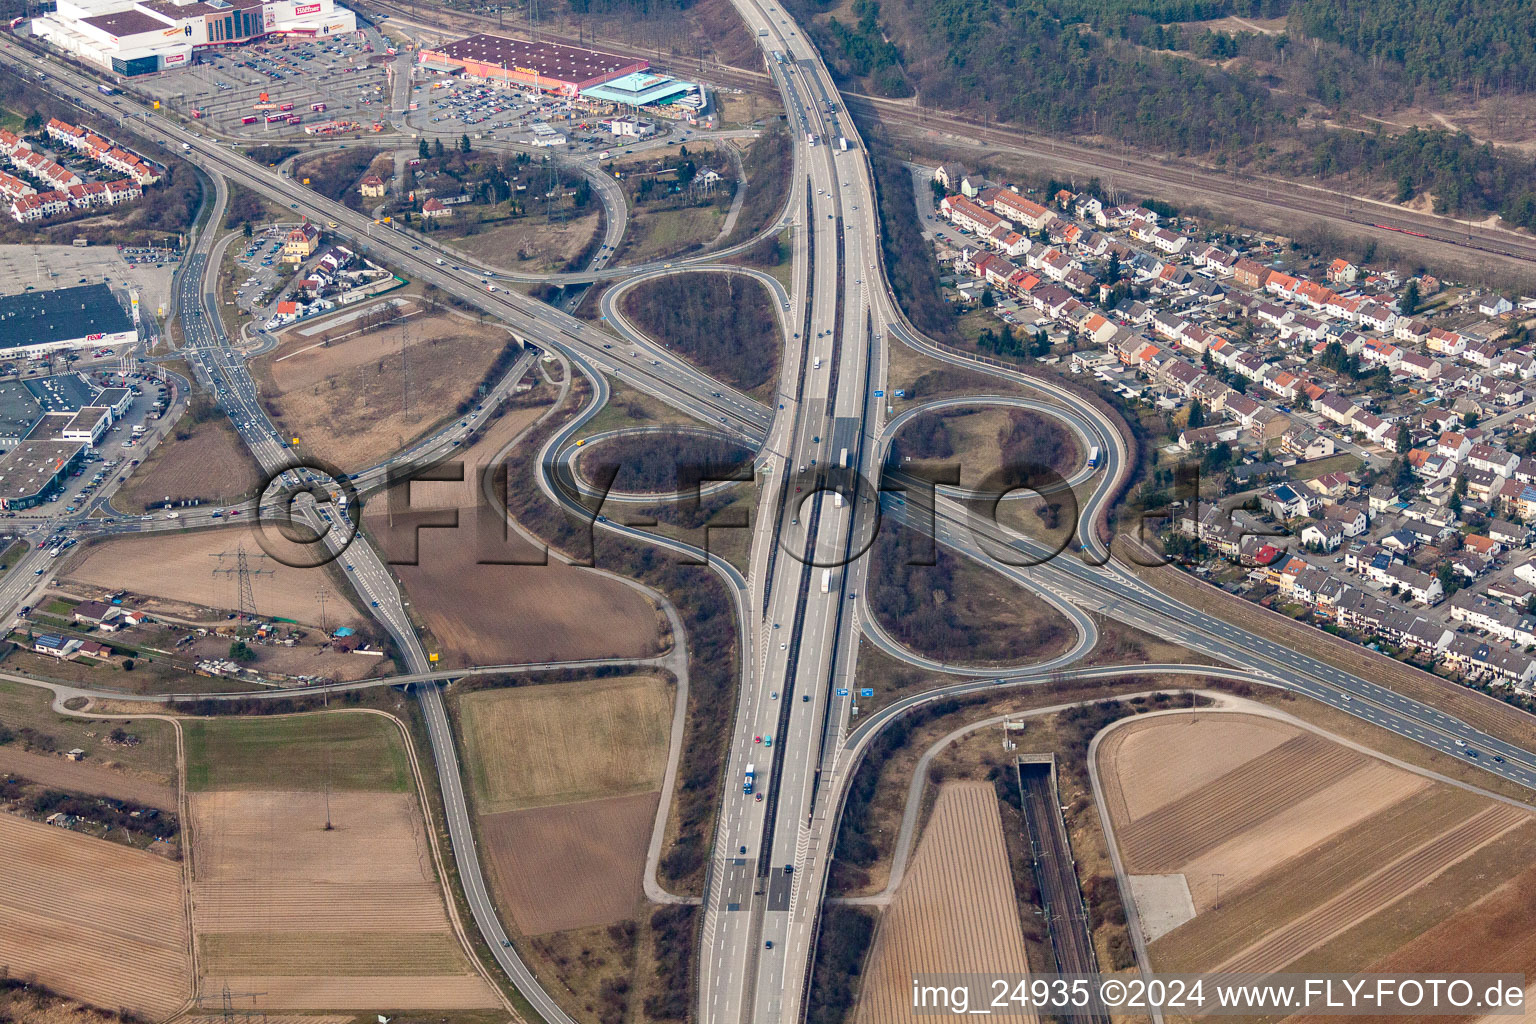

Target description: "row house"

left=1320, top=502, right=1369, bottom=536
left=1035, top=249, right=1073, bottom=282
left=10, top=190, right=68, bottom=222
left=1395, top=318, right=1431, bottom=345
left=1280, top=314, right=1327, bottom=344
left=940, top=194, right=1010, bottom=236
left=1426, top=326, right=1467, bottom=357
left=1178, top=324, right=1213, bottom=355
left=1441, top=635, right=1536, bottom=685
left=1192, top=244, right=1238, bottom=273
left=1328, top=259, right=1359, bottom=284
left=1264, top=270, right=1300, bottom=297
left=1366, top=562, right=1444, bottom=605
left=1464, top=342, right=1500, bottom=368
left=1358, top=302, right=1398, bottom=332
left=991, top=190, right=1055, bottom=231
left=1140, top=225, right=1189, bottom=254
left=1325, top=294, right=1366, bottom=322
left=64, top=181, right=110, bottom=209
left=1232, top=350, right=1269, bottom=381
left=0, top=170, right=34, bottom=201
left=1254, top=301, right=1289, bottom=329
left=1233, top=258, right=1267, bottom=289
left=1293, top=279, right=1336, bottom=310
left=13, top=150, right=80, bottom=190
left=1259, top=481, right=1316, bottom=519
left=1497, top=351, right=1536, bottom=379
left=1447, top=592, right=1533, bottom=643
left=1300, top=520, right=1344, bottom=551
left=1262, top=366, right=1300, bottom=400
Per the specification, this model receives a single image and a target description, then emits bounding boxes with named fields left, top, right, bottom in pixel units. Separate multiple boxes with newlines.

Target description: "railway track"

left=361, top=0, right=1536, bottom=271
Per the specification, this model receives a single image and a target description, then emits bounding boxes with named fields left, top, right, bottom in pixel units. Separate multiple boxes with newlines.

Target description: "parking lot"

left=403, top=74, right=687, bottom=154
left=145, top=29, right=395, bottom=140
left=229, top=227, right=290, bottom=316
left=0, top=244, right=176, bottom=318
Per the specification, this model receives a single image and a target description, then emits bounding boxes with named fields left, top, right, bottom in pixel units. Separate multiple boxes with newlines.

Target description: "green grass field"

left=184, top=712, right=409, bottom=792
left=0, top=680, right=177, bottom=783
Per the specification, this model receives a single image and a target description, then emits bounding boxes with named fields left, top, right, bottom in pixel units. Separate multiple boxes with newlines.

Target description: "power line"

left=209, top=544, right=273, bottom=622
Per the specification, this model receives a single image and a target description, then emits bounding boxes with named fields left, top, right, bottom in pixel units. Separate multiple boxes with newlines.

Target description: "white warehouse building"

left=32, top=0, right=356, bottom=76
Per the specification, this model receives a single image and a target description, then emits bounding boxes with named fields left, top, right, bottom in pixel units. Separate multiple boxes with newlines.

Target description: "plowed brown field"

left=854, top=782, right=1034, bottom=1024
left=189, top=741, right=496, bottom=1011
left=1101, top=713, right=1534, bottom=977
left=0, top=814, right=191, bottom=1019
left=257, top=307, right=515, bottom=471
left=1216, top=808, right=1531, bottom=973
left=481, top=791, right=658, bottom=935
left=1117, top=734, right=1365, bottom=868
left=65, top=528, right=361, bottom=627
left=0, top=745, right=177, bottom=809
left=1286, top=859, right=1536, bottom=1024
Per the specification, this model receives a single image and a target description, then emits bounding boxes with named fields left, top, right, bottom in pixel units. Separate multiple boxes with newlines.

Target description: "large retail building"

left=32, top=0, right=357, bottom=76
left=416, top=33, right=647, bottom=96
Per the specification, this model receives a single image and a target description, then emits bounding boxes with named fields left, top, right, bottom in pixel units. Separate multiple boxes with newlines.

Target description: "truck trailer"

left=820, top=568, right=831, bottom=594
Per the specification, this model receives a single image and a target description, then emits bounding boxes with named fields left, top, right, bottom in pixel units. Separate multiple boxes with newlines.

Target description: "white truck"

left=820, top=568, right=831, bottom=594
left=834, top=492, right=844, bottom=508
left=813, top=356, right=822, bottom=369
left=839, top=447, right=849, bottom=468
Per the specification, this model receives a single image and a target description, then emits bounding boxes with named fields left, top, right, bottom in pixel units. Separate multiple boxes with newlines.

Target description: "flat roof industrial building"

left=0, top=284, right=136, bottom=359
left=0, top=439, right=86, bottom=510
left=31, top=0, right=357, bottom=76
left=417, top=33, right=648, bottom=95
left=582, top=70, right=701, bottom=110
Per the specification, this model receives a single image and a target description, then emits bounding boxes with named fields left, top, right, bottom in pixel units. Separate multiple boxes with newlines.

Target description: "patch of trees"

left=223, top=183, right=270, bottom=232
left=806, top=906, right=876, bottom=1024
left=0, top=777, right=177, bottom=843
left=890, top=412, right=955, bottom=461
left=620, top=272, right=778, bottom=393
left=976, top=324, right=1050, bottom=361
left=1289, top=0, right=1536, bottom=96
left=644, top=904, right=696, bottom=1020
left=724, top=125, right=792, bottom=247
left=296, top=147, right=383, bottom=208
left=831, top=692, right=989, bottom=889
left=245, top=145, right=300, bottom=167
left=165, top=691, right=365, bottom=716
left=582, top=432, right=753, bottom=494
left=1292, top=126, right=1536, bottom=233
left=868, top=150, right=957, bottom=343
left=815, top=0, right=911, bottom=97
left=868, top=520, right=1070, bottom=663
left=997, top=408, right=1078, bottom=480
left=805, top=0, right=1536, bottom=224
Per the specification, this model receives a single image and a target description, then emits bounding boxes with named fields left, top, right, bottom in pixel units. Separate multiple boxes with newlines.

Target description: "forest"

left=580, top=432, right=754, bottom=495
left=804, top=0, right=1536, bottom=230
left=619, top=271, right=780, bottom=394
